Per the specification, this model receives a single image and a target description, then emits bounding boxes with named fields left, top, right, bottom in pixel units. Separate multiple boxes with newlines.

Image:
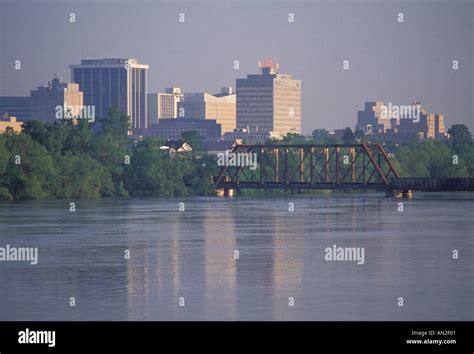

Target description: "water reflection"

left=0, top=195, right=472, bottom=320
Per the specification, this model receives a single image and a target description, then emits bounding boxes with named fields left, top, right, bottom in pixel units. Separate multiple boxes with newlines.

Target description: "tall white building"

left=236, top=58, right=301, bottom=137
left=148, top=87, right=183, bottom=124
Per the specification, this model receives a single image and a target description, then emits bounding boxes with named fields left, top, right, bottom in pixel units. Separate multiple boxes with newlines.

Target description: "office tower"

left=70, top=58, right=149, bottom=133
left=30, top=76, right=83, bottom=123
left=177, top=87, right=236, bottom=135
left=431, top=114, right=445, bottom=138
left=236, top=58, right=301, bottom=137
left=0, top=97, right=30, bottom=121
left=161, top=87, right=183, bottom=119
left=148, top=87, right=183, bottom=124
left=418, top=113, right=446, bottom=139
left=356, top=102, right=396, bottom=134
left=358, top=101, right=447, bottom=142
left=147, top=93, right=159, bottom=124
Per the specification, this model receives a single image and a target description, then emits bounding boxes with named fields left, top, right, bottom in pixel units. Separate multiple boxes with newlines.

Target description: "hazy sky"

left=1, top=0, right=472, bottom=133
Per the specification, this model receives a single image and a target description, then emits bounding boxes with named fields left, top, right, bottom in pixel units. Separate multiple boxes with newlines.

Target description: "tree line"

left=309, top=126, right=474, bottom=178
left=0, top=109, right=472, bottom=200
left=0, top=108, right=218, bottom=200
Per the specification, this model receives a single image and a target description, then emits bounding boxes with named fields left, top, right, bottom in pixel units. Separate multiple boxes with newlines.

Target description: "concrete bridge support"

left=216, top=188, right=235, bottom=197
left=386, top=189, right=414, bottom=198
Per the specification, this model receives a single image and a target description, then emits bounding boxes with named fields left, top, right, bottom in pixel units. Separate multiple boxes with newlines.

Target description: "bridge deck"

left=390, top=178, right=474, bottom=192
left=215, top=182, right=387, bottom=190
left=216, top=179, right=474, bottom=191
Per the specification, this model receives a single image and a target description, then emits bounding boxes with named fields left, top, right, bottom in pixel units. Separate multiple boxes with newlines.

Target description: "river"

left=0, top=193, right=472, bottom=320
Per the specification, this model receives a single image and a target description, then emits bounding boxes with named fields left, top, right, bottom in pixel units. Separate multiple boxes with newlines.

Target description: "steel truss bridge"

left=212, top=143, right=474, bottom=195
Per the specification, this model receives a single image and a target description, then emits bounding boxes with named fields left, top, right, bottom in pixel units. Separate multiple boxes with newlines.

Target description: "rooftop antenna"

left=53, top=73, right=63, bottom=83
left=258, top=57, right=279, bottom=70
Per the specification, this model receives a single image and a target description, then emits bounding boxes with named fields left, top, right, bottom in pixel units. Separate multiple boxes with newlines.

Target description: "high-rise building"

left=177, top=87, right=236, bottom=135
left=147, top=94, right=159, bottom=124
left=236, top=58, right=301, bottom=137
left=357, top=101, right=446, bottom=142
left=30, top=76, right=83, bottom=123
left=0, top=97, right=30, bottom=121
left=429, top=114, right=445, bottom=139
left=148, top=87, right=183, bottom=124
left=356, top=102, right=398, bottom=134
left=70, top=58, right=149, bottom=133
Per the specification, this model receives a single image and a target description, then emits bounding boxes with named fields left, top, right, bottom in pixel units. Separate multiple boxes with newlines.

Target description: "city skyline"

left=1, top=0, right=472, bottom=134
left=0, top=56, right=463, bottom=141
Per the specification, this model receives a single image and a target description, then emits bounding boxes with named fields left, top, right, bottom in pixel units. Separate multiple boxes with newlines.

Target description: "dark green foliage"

left=311, top=128, right=329, bottom=143
left=342, top=127, right=356, bottom=145
left=180, top=130, right=204, bottom=152
left=395, top=140, right=470, bottom=178
left=123, top=138, right=192, bottom=197
left=0, top=112, right=473, bottom=200
left=448, top=124, right=472, bottom=147
left=0, top=108, right=220, bottom=199
left=3, top=133, right=57, bottom=199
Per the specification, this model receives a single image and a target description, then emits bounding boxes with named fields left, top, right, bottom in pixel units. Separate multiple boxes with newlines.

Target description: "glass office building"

left=70, top=58, right=149, bottom=133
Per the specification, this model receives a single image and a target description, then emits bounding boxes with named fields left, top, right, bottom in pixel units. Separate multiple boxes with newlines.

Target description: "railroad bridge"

left=212, top=143, right=474, bottom=197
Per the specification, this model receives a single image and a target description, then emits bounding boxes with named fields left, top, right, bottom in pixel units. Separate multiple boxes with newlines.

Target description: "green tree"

left=124, top=139, right=192, bottom=197
left=0, top=135, right=12, bottom=199
left=448, top=124, right=472, bottom=147
left=342, top=127, right=356, bottom=145
left=311, top=129, right=329, bottom=143
left=55, top=152, right=113, bottom=199
left=354, top=128, right=365, bottom=143
left=448, top=143, right=474, bottom=177
left=180, top=130, right=204, bottom=152
left=3, top=133, right=58, bottom=199
left=183, top=153, right=219, bottom=195
left=281, top=133, right=307, bottom=144
left=93, top=108, right=132, bottom=196
left=396, top=140, right=469, bottom=178
left=99, top=107, right=130, bottom=139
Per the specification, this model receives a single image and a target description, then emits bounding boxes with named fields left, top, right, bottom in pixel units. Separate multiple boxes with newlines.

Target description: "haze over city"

left=0, top=3, right=474, bottom=351
left=1, top=0, right=472, bottom=133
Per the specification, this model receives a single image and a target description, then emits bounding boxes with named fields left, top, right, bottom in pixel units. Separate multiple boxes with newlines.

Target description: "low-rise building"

left=222, top=128, right=270, bottom=144
left=30, top=76, right=83, bottom=123
left=0, top=115, right=23, bottom=134
left=0, top=97, right=30, bottom=121
left=159, top=140, right=193, bottom=155
left=178, top=87, right=236, bottom=135
left=202, top=140, right=235, bottom=154
left=147, top=118, right=221, bottom=141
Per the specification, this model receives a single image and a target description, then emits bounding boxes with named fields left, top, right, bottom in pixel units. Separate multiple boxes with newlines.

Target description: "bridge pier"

left=216, top=188, right=235, bottom=197
left=386, top=189, right=414, bottom=199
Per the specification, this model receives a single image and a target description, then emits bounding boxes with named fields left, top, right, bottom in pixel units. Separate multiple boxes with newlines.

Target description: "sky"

left=0, top=0, right=473, bottom=134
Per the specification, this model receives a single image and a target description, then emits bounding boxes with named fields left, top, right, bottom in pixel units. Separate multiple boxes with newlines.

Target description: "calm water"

left=0, top=194, right=472, bottom=321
